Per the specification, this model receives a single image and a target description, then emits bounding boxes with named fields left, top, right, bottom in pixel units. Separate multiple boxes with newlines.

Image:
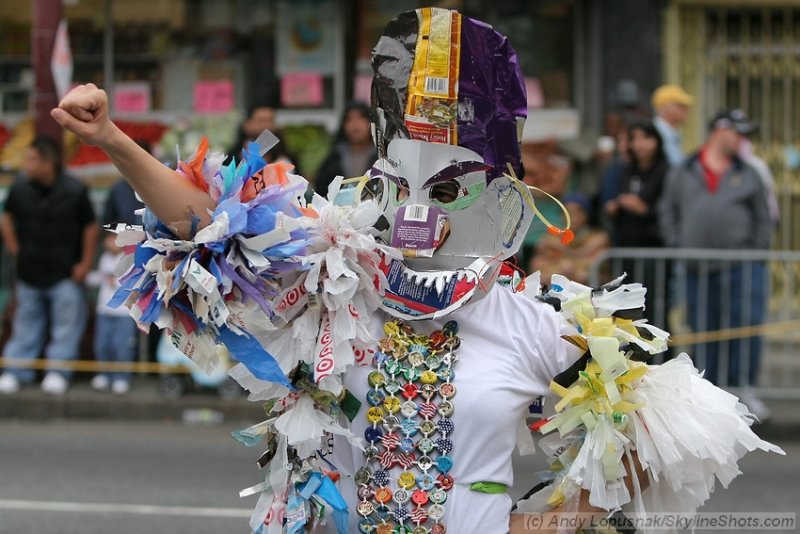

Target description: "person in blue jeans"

left=89, top=235, right=138, bottom=394
left=90, top=147, right=146, bottom=394
left=659, top=109, right=772, bottom=420
left=0, top=136, right=97, bottom=395
left=686, top=262, right=767, bottom=388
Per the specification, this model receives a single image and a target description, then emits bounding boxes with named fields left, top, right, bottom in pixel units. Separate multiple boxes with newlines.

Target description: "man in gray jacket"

left=659, top=109, right=771, bottom=417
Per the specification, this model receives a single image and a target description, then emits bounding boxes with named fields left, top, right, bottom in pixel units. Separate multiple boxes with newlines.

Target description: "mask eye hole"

left=396, top=178, right=410, bottom=202
left=361, top=177, right=384, bottom=202
left=429, top=180, right=460, bottom=203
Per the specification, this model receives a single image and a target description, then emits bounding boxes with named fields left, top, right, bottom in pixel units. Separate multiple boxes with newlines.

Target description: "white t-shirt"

left=329, top=284, right=582, bottom=533
left=96, top=251, right=129, bottom=317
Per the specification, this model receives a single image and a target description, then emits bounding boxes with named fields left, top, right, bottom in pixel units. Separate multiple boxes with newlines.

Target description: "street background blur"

left=0, top=0, right=799, bottom=533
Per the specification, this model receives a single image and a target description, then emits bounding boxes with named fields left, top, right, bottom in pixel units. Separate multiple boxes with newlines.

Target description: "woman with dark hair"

left=314, top=101, right=377, bottom=198
left=226, top=104, right=299, bottom=172
left=605, top=120, right=669, bottom=324
left=605, top=120, right=668, bottom=247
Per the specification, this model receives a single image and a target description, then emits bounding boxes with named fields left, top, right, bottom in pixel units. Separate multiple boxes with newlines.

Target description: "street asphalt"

left=0, top=418, right=797, bottom=534
left=0, top=377, right=797, bottom=533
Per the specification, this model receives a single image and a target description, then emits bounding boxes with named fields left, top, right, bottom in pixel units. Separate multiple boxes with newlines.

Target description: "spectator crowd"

left=0, top=85, right=777, bottom=420
left=523, top=85, right=775, bottom=419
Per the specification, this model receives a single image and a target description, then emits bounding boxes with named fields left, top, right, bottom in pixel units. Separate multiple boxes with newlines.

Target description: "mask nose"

left=390, top=204, right=451, bottom=258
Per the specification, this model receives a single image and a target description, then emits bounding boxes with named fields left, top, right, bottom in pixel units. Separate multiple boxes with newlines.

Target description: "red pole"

left=32, top=0, right=64, bottom=145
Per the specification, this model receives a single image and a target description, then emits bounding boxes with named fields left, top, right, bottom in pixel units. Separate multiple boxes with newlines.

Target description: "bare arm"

left=510, top=491, right=607, bottom=533
left=511, top=451, right=648, bottom=533
left=1, top=213, right=19, bottom=257
left=51, top=84, right=216, bottom=235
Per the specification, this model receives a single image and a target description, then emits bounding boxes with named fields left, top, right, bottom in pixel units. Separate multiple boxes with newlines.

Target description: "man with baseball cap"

left=652, top=84, right=694, bottom=166
left=708, top=108, right=759, bottom=135
left=658, top=107, right=772, bottom=419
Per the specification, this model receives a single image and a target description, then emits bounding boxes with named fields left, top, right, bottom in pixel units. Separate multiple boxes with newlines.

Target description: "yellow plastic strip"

left=502, top=164, right=573, bottom=244
left=526, top=185, right=574, bottom=244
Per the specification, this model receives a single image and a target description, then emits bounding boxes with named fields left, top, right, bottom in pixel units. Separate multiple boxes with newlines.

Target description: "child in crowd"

left=89, top=234, right=138, bottom=394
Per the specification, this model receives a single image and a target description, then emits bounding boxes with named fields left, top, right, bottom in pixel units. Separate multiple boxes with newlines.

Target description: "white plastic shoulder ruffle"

left=109, top=140, right=399, bottom=533
left=515, top=273, right=784, bottom=531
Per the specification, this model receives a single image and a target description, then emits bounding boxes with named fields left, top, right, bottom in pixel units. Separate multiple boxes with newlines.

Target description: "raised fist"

left=51, top=83, right=114, bottom=146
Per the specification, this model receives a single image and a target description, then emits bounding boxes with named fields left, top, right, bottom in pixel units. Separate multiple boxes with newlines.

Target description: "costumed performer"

left=51, top=7, right=783, bottom=534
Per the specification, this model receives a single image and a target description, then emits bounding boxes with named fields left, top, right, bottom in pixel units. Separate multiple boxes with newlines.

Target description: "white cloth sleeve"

left=518, top=299, right=584, bottom=400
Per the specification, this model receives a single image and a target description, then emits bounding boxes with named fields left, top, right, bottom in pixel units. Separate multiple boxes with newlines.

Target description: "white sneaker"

left=0, top=373, right=20, bottom=394
left=111, top=380, right=130, bottom=395
left=91, top=375, right=110, bottom=391
left=740, top=392, right=771, bottom=422
left=41, top=372, right=68, bottom=395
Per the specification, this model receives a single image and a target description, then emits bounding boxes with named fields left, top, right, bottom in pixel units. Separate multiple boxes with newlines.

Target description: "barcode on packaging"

left=404, top=205, right=429, bottom=222
left=424, top=77, right=449, bottom=95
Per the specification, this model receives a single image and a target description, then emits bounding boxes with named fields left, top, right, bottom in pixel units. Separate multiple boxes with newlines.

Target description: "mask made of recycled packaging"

left=334, top=7, right=535, bottom=320
left=368, top=139, right=534, bottom=270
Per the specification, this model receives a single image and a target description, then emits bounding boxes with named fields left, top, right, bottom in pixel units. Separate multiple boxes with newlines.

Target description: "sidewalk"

left=0, top=375, right=260, bottom=423
left=1, top=376, right=798, bottom=442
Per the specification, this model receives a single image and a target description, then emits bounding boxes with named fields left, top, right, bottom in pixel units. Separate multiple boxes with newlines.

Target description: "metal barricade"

left=588, top=248, right=800, bottom=399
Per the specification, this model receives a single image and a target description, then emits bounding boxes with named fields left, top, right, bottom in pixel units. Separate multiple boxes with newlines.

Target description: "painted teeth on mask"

left=400, top=271, right=447, bottom=296
left=434, top=275, right=446, bottom=296
left=399, top=266, right=481, bottom=297
left=421, top=274, right=436, bottom=289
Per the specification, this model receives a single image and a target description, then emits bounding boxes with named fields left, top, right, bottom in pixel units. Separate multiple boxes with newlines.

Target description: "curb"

left=1, top=379, right=798, bottom=442
left=0, top=377, right=261, bottom=423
